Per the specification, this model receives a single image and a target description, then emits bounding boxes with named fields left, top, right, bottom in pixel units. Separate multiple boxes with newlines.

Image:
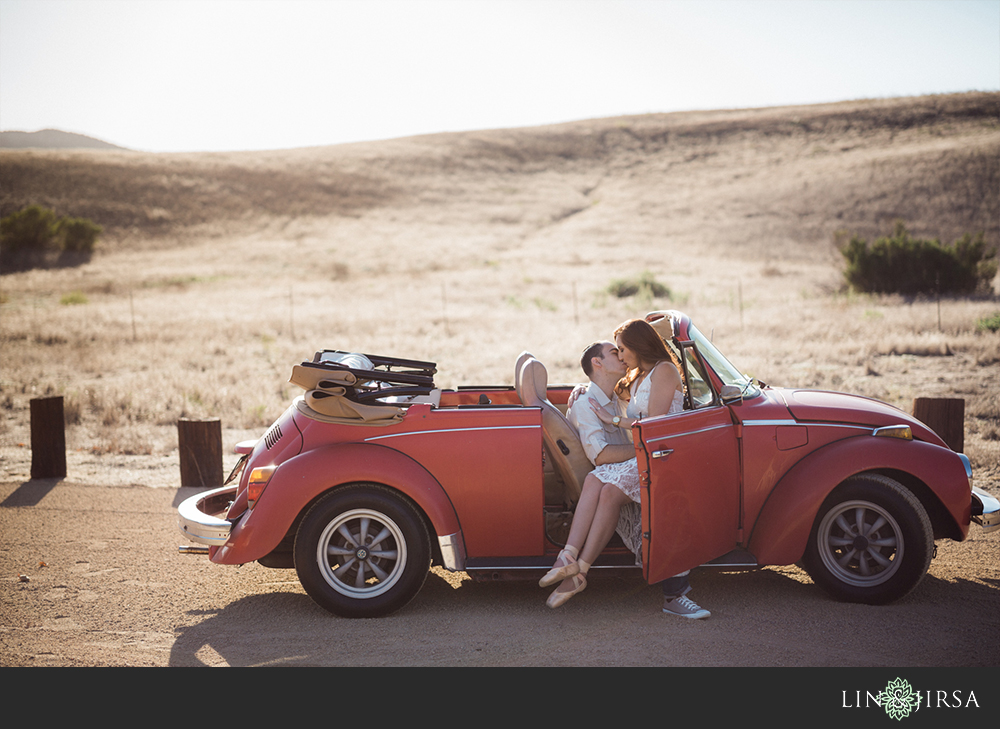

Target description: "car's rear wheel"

left=294, top=484, right=431, bottom=618
left=802, top=473, right=933, bottom=605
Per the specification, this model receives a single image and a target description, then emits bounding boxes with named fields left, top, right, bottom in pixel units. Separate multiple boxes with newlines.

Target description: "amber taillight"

left=247, top=466, right=277, bottom=509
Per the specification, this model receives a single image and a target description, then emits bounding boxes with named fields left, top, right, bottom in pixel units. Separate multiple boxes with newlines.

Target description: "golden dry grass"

left=1, top=92, right=998, bottom=485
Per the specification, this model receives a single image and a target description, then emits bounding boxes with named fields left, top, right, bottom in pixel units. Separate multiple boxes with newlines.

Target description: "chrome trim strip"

left=365, top=424, right=541, bottom=442
left=810, top=424, right=875, bottom=432
left=437, top=532, right=467, bottom=571
left=743, top=419, right=872, bottom=434
left=646, top=423, right=732, bottom=445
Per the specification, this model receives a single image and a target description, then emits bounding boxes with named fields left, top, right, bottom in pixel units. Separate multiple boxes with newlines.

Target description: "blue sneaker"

left=663, top=595, right=710, bottom=619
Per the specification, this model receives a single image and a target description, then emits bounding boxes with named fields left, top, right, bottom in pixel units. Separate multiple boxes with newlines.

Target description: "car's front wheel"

left=802, top=474, right=933, bottom=605
left=294, top=484, right=431, bottom=618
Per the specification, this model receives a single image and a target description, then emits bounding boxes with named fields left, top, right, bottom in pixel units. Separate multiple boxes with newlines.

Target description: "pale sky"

left=1, top=0, right=998, bottom=153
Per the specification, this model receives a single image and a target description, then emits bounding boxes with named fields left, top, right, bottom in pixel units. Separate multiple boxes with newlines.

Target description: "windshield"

left=686, top=324, right=760, bottom=398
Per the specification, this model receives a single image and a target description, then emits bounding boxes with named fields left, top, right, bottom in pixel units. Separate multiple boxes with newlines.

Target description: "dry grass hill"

left=1, top=91, right=998, bottom=487
left=3, top=92, right=998, bottom=248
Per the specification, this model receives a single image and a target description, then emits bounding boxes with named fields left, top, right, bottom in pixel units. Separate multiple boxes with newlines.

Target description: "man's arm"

left=571, top=389, right=636, bottom=466
left=568, top=388, right=611, bottom=466
left=592, top=395, right=636, bottom=465
left=594, top=442, right=636, bottom=466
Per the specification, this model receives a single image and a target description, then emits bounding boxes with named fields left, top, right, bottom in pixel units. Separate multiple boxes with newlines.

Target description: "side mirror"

left=720, top=385, right=743, bottom=405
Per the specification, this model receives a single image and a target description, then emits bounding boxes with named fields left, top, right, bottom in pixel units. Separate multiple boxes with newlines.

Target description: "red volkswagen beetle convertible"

left=178, top=310, right=999, bottom=617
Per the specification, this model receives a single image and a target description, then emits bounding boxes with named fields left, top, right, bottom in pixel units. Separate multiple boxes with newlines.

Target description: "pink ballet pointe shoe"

left=539, top=546, right=579, bottom=588
left=546, top=572, right=587, bottom=609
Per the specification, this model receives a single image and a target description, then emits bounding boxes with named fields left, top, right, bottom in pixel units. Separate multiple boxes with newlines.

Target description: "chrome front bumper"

left=972, top=486, right=1000, bottom=533
left=178, top=484, right=238, bottom=547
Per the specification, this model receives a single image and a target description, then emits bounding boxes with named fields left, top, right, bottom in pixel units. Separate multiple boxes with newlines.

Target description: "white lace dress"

left=590, top=368, right=684, bottom=559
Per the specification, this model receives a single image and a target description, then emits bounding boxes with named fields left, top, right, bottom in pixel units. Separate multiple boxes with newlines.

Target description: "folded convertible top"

left=289, top=350, right=438, bottom=405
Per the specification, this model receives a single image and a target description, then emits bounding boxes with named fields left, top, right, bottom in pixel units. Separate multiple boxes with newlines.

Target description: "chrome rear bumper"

left=178, top=485, right=238, bottom=547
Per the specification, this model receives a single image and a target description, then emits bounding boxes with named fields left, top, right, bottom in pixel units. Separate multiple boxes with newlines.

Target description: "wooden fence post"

left=177, top=418, right=223, bottom=489
left=30, top=396, right=67, bottom=479
left=912, top=397, right=965, bottom=453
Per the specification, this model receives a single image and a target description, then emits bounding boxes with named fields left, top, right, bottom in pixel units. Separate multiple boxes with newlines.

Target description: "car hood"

left=777, top=388, right=948, bottom=448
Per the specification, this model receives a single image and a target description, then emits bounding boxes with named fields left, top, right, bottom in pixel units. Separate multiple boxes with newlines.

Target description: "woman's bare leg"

left=540, top=473, right=606, bottom=588
left=563, top=473, right=604, bottom=554
left=551, top=481, right=631, bottom=595
left=579, top=482, right=631, bottom=565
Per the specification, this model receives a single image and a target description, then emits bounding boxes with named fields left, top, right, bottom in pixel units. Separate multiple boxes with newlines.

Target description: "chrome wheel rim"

left=816, top=499, right=904, bottom=587
left=315, top=508, right=407, bottom=599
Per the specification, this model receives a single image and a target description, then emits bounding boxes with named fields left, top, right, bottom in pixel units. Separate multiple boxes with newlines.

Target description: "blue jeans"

left=660, top=570, right=691, bottom=599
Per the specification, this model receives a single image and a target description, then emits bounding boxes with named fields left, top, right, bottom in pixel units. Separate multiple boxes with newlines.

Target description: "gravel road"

left=2, top=478, right=997, bottom=668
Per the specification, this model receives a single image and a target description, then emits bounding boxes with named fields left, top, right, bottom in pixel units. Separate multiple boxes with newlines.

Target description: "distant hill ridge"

left=1, top=93, right=997, bottom=252
left=0, top=129, right=128, bottom=150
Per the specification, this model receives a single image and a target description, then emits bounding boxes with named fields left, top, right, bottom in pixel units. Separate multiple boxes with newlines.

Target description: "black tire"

left=294, top=484, right=431, bottom=618
left=802, top=473, right=933, bottom=605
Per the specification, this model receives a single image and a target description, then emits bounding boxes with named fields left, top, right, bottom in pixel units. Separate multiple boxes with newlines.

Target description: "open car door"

left=636, top=341, right=742, bottom=584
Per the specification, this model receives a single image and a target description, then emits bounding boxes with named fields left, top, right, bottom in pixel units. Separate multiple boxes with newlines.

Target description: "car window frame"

left=666, top=338, right=720, bottom=411
left=685, top=324, right=761, bottom=399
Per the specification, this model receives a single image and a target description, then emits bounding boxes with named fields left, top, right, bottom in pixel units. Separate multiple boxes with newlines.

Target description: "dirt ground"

left=1, top=469, right=997, bottom=668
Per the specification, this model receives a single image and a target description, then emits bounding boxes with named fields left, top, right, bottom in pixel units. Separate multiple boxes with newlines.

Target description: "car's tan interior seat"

left=514, top=351, right=592, bottom=508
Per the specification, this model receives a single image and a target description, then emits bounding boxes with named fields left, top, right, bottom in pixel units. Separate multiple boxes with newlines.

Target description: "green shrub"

left=607, top=271, right=671, bottom=299
left=60, top=291, right=89, bottom=306
left=58, top=217, right=102, bottom=253
left=1, top=205, right=101, bottom=272
left=978, top=313, right=1000, bottom=333
left=840, top=221, right=997, bottom=295
left=1, top=205, right=59, bottom=269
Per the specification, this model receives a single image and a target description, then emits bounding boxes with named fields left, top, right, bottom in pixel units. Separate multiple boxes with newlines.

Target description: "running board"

left=464, top=548, right=758, bottom=579
left=466, top=552, right=639, bottom=573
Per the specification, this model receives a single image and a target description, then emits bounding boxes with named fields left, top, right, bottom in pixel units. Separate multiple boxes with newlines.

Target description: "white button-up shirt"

left=566, top=380, right=630, bottom=466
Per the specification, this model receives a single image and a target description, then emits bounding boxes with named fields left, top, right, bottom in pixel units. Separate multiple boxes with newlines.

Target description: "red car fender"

left=212, top=442, right=462, bottom=565
left=746, top=436, right=971, bottom=566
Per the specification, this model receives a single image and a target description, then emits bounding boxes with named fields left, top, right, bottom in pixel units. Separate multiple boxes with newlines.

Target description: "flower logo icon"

left=877, top=677, right=921, bottom=720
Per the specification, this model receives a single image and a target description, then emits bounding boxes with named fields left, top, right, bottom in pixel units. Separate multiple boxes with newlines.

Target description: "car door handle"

left=652, top=449, right=673, bottom=460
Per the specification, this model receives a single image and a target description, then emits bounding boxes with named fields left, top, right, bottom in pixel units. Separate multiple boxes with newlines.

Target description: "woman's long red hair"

left=613, top=318, right=681, bottom=400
